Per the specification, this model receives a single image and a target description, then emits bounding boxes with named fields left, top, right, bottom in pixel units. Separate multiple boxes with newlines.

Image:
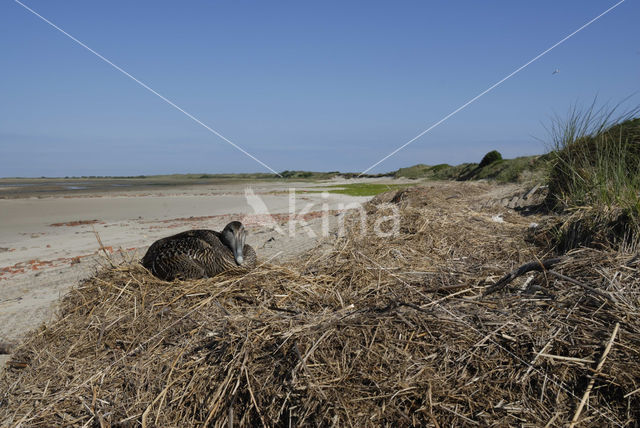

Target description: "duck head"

left=220, top=221, right=247, bottom=265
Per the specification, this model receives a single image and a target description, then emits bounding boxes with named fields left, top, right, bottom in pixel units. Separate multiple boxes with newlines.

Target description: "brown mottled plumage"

left=142, top=221, right=257, bottom=281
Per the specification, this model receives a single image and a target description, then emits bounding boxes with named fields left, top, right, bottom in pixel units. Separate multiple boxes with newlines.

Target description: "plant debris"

left=1, top=184, right=638, bottom=427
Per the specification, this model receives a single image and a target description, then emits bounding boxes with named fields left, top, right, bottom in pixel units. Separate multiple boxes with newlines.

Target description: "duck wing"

left=142, top=230, right=236, bottom=280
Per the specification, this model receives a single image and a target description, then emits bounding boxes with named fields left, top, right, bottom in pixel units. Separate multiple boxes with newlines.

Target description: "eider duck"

left=142, top=221, right=257, bottom=281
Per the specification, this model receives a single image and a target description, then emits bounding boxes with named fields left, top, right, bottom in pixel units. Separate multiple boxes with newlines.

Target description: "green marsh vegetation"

left=325, top=182, right=412, bottom=196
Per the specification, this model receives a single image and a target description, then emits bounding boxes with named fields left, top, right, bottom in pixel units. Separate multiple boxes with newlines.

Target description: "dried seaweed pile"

left=1, top=183, right=639, bottom=427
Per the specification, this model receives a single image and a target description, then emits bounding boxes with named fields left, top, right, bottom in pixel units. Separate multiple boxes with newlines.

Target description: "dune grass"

left=543, top=100, right=640, bottom=251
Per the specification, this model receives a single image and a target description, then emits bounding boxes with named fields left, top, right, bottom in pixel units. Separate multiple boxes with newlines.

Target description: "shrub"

left=479, top=150, right=502, bottom=168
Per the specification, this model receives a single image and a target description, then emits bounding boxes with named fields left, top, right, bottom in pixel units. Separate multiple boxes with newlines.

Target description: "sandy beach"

left=0, top=178, right=384, bottom=356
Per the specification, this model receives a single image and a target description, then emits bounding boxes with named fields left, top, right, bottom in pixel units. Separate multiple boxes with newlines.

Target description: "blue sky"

left=1, top=1, right=638, bottom=177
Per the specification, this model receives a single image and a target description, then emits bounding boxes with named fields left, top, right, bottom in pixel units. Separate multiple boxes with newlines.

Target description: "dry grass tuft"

left=1, top=184, right=639, bottom=427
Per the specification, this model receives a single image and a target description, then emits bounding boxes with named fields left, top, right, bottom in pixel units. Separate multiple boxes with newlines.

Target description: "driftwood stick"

left=484, top=257, right=564, bottom=296
left=569, top=322, right=620, bottom=428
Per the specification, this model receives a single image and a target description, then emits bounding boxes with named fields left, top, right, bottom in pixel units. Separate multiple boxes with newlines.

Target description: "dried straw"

left=1, top=183, right=639, bottom=427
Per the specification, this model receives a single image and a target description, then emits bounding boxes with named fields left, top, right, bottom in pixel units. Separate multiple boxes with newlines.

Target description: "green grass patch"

left=325, top=182, right=414, bottom=196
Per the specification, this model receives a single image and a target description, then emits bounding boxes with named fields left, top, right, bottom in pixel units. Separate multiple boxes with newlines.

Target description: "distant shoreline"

left=0, top=153, right=550, bottom=199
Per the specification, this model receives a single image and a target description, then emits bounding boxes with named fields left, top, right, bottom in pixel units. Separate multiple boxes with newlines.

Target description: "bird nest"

left=1, top=184, right=639, bottom=427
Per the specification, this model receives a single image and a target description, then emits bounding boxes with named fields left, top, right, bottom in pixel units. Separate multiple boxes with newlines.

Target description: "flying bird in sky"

left=552, top=68, right=560, bottom=75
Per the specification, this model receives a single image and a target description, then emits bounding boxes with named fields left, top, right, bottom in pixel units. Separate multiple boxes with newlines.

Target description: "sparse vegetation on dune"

left=395, top=100, right=640, bottom=252
left=394, top=153, right=550, bottom=183
left=394, top=162, right=470, bottom=180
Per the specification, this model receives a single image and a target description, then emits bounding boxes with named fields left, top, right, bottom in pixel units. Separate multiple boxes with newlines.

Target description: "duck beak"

left=233, top=232, right=245, bottom=265
left=234, top=246, right=244, bottom=265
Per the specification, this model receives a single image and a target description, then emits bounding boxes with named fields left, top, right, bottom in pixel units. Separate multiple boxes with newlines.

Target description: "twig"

left=267, top=305, right=300, bottom=315
left=519, top=329, right=561, bottom=383
left=538, top=354, right=595, bottom=364
left=547, top=270, right=617, bottom=303
left=141, top=348, right=186, bottom=428
left=243, top=351, right=269, bottom=427
left=484, top=257, right=564, bottom=295
left=423, top=283, right=473, bottom=293
left=92, top=225, right=115, bottom=267
left=544, top=412, right=560, bottom=428
left=569, top=322, right=620, bottom=427
left=228, top=394, right=235, bottom=428
left=624, top=386, right=640, bottom=399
